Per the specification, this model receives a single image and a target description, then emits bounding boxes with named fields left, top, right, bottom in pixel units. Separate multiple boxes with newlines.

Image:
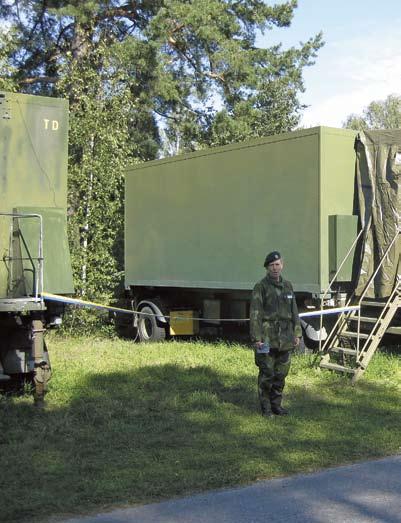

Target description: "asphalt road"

left=61, top=455, right=401, bottom=523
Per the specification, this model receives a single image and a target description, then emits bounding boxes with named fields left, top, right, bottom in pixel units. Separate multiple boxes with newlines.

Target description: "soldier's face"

left=267, top=259, right=283, bottom=280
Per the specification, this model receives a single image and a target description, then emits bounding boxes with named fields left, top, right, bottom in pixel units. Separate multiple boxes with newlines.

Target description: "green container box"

left=125, top=127, right=358, bottom=295
left=0, top=92, right=74, bottom=298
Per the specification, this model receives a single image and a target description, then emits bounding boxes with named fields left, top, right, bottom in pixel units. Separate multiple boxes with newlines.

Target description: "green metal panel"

left=0, top=92, right=74, bottom=298
left=17, top=206, right=74, bottom=295
left=320, top=128, right=358, bottom=291
left=125, top=127, right=358, bottom=294
left=329, top=215, right=358, bottom=281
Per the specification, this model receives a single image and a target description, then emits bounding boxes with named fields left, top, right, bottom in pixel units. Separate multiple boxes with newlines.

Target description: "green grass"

left=1, top=337, right=401, bottom=522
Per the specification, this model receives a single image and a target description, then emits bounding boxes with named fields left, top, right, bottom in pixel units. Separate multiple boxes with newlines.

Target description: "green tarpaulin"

left=355, top=130, right=401, bottom=298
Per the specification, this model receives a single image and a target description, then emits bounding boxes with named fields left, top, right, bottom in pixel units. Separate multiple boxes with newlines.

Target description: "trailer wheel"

left=138, top=306, right=166, bottom=342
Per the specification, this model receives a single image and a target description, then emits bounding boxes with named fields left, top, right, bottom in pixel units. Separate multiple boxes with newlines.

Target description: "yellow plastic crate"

left=169, top=310, right=199, bottom=336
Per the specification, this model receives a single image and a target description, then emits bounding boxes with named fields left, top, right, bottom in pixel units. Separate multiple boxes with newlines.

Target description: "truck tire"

left=137, top=305, right=166, bottom=342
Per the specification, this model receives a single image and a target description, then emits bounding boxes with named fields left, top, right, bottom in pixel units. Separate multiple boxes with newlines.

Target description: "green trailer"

left=125, top=126, right=359, bottom=342
left=0, top=91, right=74, bottom=400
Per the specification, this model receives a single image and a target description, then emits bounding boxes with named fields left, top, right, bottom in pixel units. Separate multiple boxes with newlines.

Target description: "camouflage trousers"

left=254, top=348, right=291, bottom=412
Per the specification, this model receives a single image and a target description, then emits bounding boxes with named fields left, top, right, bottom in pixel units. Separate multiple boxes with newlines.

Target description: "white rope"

left=42, top=292, right=359, bottom=323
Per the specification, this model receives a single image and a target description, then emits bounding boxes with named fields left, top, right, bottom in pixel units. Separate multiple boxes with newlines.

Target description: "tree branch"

left=19, top=76, right=58, bottom=85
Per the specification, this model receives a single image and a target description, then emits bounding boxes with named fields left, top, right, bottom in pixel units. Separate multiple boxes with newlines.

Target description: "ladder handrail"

left=355, top=277, right=401, bottom=363
left=320, top=228, right=400, bottom=360
left=320, top=228, right=400, bottom=357
left=355, top=229, right=401, bottom=355
left=356, top=229, right=400, bottom=305
left=319, top=228, right=364, bottom=353
left=0, top=212, right=44, bottom=300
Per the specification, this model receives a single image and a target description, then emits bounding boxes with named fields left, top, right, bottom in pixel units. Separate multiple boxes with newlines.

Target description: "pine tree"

left=0, top=1, right=323, bottom=305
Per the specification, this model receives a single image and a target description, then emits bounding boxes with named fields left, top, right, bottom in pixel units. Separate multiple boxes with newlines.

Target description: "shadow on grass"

left=1, top=362, right=401, bottom=522
left=378, top=342, right=401, bottom=356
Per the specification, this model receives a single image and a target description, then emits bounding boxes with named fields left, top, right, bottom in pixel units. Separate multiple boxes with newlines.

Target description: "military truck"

left=0, top=91, right=74, bottom=401
left=124, top=126, right=360, bottom=342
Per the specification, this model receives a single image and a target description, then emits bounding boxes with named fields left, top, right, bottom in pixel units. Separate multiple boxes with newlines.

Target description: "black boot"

left=272, top=406, right=289, bottom=416
left=261, top=404, right=274, bottom=418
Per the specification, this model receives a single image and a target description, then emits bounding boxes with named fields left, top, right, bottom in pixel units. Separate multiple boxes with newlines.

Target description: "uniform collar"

left=266, top=274, right=283, bottom=287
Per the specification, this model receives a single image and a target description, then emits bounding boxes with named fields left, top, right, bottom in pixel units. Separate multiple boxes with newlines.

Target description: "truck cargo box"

left=0, top=91, right=74, bottom=298
left=125, top=127, right=358, bottom=297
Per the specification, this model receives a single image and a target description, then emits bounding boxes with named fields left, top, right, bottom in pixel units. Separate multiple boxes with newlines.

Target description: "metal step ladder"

left=318, top=229, right=401, bottom=383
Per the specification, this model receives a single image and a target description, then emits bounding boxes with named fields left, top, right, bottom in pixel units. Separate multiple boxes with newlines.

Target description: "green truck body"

left=0, top=91, right=73, bottom=298
left=0, top=92, right=73, bottom=395
left=125, top=126, right=359, bottom=341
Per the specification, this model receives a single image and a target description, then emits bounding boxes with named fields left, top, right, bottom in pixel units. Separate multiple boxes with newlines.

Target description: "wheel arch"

left=137, top=300, right=168, bottom=324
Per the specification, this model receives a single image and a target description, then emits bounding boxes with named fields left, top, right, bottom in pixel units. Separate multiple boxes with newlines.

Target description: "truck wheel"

left=138, top=306, right=166, bottom=342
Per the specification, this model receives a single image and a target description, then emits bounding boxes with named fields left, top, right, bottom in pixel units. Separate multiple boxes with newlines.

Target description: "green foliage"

left=57, top=307, right=117, bottom=338
left=58, top=44, right=131, bottom=298
left=207, top=80, right=302, bottom=146
left=1, top=338, right=401, bottom=522
left=0, top=27, right=18, bottom=91
left=344, top=94, right=401, bottom=130
left=0, top=1, right=323, bottom=317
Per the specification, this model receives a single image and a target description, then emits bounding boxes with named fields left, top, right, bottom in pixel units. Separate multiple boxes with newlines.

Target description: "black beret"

left=264, top=251, right=281, bottom=267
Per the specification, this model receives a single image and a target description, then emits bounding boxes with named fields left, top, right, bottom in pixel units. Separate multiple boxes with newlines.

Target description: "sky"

left=258, top=0, right=401, bottom=128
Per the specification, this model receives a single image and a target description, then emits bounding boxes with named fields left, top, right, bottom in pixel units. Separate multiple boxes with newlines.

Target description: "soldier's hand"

left=294, top=337, right=301, bottom=347
left=254, top=341, right=264, bottom=349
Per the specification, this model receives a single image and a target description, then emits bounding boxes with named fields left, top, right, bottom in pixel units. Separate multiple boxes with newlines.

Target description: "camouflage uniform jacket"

left=250, top=275, right=302, bottom=351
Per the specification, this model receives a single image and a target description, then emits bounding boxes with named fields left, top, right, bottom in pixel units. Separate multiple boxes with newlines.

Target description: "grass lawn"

left=1, top=336, right=401, bottom=522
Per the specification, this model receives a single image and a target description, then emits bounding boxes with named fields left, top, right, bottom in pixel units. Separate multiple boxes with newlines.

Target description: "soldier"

left=250, top=251, right=302, bottom=417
